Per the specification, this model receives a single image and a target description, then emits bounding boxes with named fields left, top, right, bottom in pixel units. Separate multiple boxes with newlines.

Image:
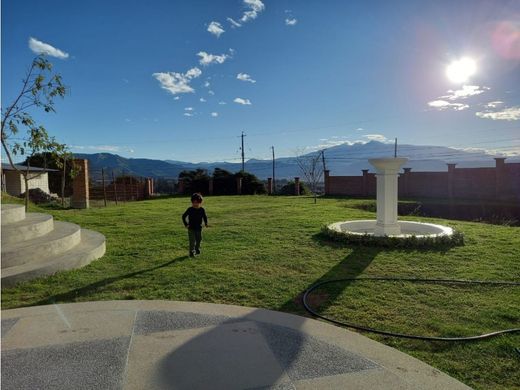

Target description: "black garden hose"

left=302, top=277, right=520, bottom=342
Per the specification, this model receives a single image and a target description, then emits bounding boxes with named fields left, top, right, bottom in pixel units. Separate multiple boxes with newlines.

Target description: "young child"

left=182, top=193, right=208, bottom=257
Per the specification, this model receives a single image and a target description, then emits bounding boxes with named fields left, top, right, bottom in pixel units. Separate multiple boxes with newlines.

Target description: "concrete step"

left=1, top=213, right=54, bottom=245
left=1, top=229, right=106, bottom=288
left=1, top=204, right=25, bottom=224
left=1, top=221, right=81, bottom=269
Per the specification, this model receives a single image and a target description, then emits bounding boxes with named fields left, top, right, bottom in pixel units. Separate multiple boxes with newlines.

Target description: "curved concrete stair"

left=1, top=213, right=54, bottom=245
left=1, top=204, right=106, bottom=288
left=1, top=229, right=106, bottom=288
left=1, top=204, right=25, bottom=224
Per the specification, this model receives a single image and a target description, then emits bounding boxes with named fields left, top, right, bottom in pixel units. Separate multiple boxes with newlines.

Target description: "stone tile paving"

left=1, top=301, right=472, bottom=390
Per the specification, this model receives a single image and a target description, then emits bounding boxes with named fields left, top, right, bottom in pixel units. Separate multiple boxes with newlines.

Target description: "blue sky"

left=2, top=0, right=520, bottom=162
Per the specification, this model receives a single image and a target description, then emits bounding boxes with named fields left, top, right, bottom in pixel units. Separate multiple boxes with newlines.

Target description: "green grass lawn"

left=2, top=195, right=519, bottom=389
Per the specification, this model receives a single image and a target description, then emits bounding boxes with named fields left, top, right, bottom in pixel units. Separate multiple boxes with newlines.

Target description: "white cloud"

left=356, top=127, right=364, bottom=131
left=200, top=97, right=206, bottom=102
left=207, top=21, right=225, bottom=37
left=184, top=107, right=194, bottom=111
left=240, top=0, right=265, bottom=23
left=428, top=100, right=469, bottom=111
left=218, top=101, right=227, bottom=105
left=204, top=80, right=211, bottom=88
left=234, top=97, right=252, bottom=105
left=208, top=90, right=215, bottom=95
left=72, top=145, right=134, bottom=153
left=442, top=85, right=488, bottom=100
left=285, top=18, right=297, bottom=26
left=485, top=101, right=504, bottom=108
left=174, top=96, right=180, bottom=100
left=197, top=51, right=232, bottom=66
left=28, top=37, right=69, bottom=59
left=152, top=67, right=202, bottom=95
left=476, top=106, right=520, bottom=121
left=364, top=134, right=389, bottom=142
left=227, top=17, right=242, bottom=28
left=184, top=112, right=193, bottom=117
left=237, top=73, right=256, bottom=83
left=211, top=112, right=219, bottom=117
left=124, top=118, right=131, bottom=123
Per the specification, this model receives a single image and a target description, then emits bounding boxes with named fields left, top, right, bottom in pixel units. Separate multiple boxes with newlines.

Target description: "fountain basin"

left=327, top=220, right=453, bottom=238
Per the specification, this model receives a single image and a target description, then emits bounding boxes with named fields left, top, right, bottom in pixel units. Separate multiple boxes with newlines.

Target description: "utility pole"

left=240, top=131, right=246, bottom=171
left=394, top=138, right=398, bottom=158
left=271, top=146, right=275, bottom=193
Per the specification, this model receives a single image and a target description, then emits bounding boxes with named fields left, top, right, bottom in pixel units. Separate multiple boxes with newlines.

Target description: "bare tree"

left=295, top=149, right=324, bottom=204
left=1, top=55, right=68, bottom=209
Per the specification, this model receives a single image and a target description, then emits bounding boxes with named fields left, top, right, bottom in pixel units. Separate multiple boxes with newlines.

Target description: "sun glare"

left=446, top=57, right=477, bottom=83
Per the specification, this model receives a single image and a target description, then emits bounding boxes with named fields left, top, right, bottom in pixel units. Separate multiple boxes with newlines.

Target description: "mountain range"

left=75, top=141, right=517, bottom=180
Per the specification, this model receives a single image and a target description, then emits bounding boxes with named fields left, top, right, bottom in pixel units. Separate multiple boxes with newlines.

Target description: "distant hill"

left=75, top=141, right=517, bottom=180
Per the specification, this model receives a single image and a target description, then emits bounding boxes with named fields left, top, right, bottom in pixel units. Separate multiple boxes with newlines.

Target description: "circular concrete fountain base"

left=328, top=220, right=454, bottom=238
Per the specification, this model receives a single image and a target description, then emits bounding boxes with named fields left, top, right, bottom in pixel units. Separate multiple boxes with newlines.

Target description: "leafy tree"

left=212, top=168, right=236, bottom=195
left=279, top=180, right=310, bottom=196
left=235, top=170, right=266, bottom=195
left=1, top=55, right=68, bottom=210
left=179, top=169, right=210, bottom=194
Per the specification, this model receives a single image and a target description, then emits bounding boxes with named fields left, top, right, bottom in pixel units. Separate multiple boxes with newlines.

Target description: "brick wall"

left=325, top=159, right=520, bottom=201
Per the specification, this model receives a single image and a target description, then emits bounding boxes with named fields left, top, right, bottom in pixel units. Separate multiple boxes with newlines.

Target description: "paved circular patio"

left=1, top=300, right=470, bottom=389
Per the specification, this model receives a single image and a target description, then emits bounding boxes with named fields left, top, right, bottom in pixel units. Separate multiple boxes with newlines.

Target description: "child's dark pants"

left=188, top=228, right=202, bottom=253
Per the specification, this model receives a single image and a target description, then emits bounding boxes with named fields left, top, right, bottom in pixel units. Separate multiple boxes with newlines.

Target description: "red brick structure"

left=267, top=178, right=273, bottom=195
left=71, top=159, right=90, bottom=209
left=294, top=177, right=300, bottom=195
left=325, top=158, right=520, bottom=201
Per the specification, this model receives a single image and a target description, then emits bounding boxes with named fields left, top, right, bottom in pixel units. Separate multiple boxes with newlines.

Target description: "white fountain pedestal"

left=369, top=157, right=408, bottom=236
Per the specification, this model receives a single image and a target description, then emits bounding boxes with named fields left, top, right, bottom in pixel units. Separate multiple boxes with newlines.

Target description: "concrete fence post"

left=71, top=159, right=90, bottom=209
left=362, top=169, right=369, bottom=197
left=494, top=158, right=507, bottom=200
left=447, top=163, right=457, bottom=199
left=236, top=176, right=242, bottom=195
left=294, top=177, right=300, bottom=196
left=324, top=170, right=330, bottom=195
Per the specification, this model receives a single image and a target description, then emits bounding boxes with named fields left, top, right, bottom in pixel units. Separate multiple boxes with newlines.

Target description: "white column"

left=368, top=158, right=408, bottom=236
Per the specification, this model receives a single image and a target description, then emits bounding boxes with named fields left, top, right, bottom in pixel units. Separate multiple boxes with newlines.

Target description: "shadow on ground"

left=34, top=256, right=188, bottom=306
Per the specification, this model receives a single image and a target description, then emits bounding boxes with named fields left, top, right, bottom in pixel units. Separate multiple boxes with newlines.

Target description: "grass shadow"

left=34, top=255, right=188, bottom=306
left=279, top=247, right=381, bottom=315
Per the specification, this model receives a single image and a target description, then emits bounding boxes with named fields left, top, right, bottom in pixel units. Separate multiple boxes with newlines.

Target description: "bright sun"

left=446, top=57, right=477, bottom=83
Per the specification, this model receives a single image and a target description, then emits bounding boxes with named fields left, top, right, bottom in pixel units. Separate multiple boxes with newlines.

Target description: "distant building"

left=1, top=163, right=57, bottom=196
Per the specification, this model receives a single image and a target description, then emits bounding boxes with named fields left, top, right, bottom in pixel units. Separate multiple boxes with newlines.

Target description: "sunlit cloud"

left=364, top=134, right=389, bottom=142
left=442, top=85, right=488, bottom=100
left=200, top=97, right=206, bottom=102
left=234, top=97, right=252, bottom=105
left=285, top=18, right=297, bottom=26
left=218, top=101, right=227, bottom=105
left=476, top=106, right=520, bottom=121
left=237, top=73, right=256, bottom=83
left=428, top=100, right=469, bottom=111
left=208, top=90, right=215, bottom=95
left=184, top=107, right=194, bottom=111
left=197, top=51, right=232, bottom=66
left=211, top=112, right=219, bottom=117
left=207, top=21, right=225, bottom=37
left=485, top=101, right=504, bottom=108
left=152, top=67, right=202, bottom=95
left=28, top=37, right=69, bottom=59
left=184, top=112, right=193, bottom=117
